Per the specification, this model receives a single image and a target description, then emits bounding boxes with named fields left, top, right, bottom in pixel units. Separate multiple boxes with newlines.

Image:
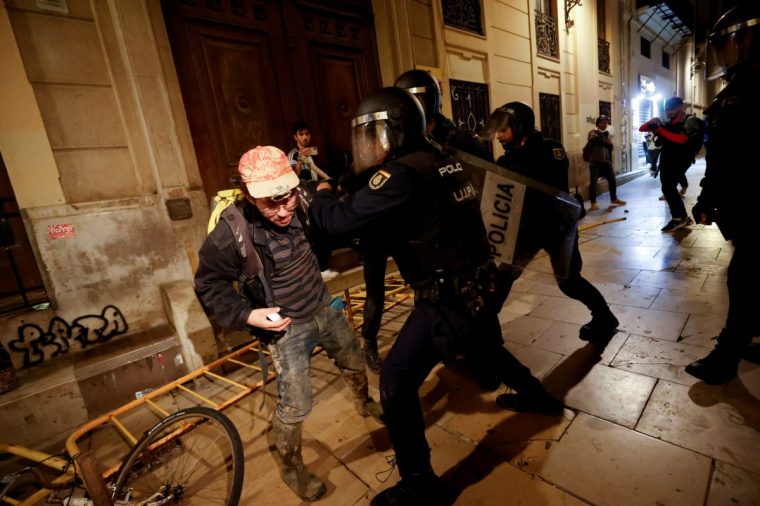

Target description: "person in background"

left=287, top=121, right=338, bottom=280
left=195, top=146, right=381, bottom=501
left=686, top=4, right=760, bottom=384
left=586, top=115, right=626, bottom=210
left=645, top=131, right=661, bottom=178
left=639, top=97, right=701, bottom=232
left=288, top=121, right=330, bottom=182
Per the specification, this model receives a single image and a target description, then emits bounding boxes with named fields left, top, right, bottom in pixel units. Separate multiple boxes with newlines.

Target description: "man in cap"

left=639, top=96, right=702, bottom=232
left=195, top=146, right=381, bottom=501
left=686, top=4, right=760, bottom=384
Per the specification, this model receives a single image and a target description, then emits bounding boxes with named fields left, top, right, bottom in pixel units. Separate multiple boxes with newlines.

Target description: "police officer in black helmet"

left=394, top=69, right=490, bottom=159
left=311, top=88, right=561, bottom=505
left=354, top=70, right=494, bottom=376
left=484, top=103, right=619, bottom=360
left=686, top=4, right=760, bottom=384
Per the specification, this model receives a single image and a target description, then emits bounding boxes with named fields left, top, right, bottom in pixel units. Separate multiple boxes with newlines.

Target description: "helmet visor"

left=480, top=109, right=510, bottom=141
left=351, top=114, right=397, bottom=174
left=705, top=34, right=732, bottom=80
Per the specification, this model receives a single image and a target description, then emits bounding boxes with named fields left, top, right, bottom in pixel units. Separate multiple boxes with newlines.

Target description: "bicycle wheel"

left=113, top=407, right=244, bottom=505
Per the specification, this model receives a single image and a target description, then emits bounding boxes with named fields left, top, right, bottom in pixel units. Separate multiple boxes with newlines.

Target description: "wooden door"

left=0, top=153, right=48, bottom=313
left=162, top=0, right=382, bottom=198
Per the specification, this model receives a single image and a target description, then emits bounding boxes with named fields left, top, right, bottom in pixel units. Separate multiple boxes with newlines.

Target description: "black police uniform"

left=358, top=112, right=492, bottom=373
left=310, top=143, right=551, bottom=492
left=688, top=66, right=760, bottom=381
left=495, top=131, right=615, bottom=331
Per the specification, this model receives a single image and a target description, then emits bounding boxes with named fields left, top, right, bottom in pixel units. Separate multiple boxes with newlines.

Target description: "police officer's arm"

left=195, top=224, right=290, bottom=331
left=310, top=166, right=412, bottom=235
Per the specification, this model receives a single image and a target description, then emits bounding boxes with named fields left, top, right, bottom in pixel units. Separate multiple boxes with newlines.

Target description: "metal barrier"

left=1, top=272, right=413, bottom=505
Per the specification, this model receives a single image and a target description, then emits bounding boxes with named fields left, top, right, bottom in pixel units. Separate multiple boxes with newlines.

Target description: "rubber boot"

left=272, top=417, right=326, bottom=501
left=363, top=337, right=383, bottom=374
left=342, top=371, right=383, bottom=422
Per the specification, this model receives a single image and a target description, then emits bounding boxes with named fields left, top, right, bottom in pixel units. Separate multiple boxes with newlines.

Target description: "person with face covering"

left=639, top=97, right=702, bottom=232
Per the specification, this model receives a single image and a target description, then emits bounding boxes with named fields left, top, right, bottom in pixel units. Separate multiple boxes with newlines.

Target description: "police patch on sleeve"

left=369, top=169, right=391, bottom=190
left=553, top=148, right=566, bottom=160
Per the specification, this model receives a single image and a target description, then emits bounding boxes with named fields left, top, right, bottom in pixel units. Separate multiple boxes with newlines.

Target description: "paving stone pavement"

left=225, top=160, right=760, bottom=505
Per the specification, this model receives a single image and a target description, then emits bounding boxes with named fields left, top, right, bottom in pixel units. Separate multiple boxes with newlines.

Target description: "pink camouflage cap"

left=238, top=146, right=299, bottom=198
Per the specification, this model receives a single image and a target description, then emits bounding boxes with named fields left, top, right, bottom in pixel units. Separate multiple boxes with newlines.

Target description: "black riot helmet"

left=482, top=102, right=536, bottom=148
left=393, top=69, right=442, bottom=123
left=706, top=4, right=760, bottom=80
left=596, top=115, right=610, bottom=128
left=351, top=87, right=426, bottom=175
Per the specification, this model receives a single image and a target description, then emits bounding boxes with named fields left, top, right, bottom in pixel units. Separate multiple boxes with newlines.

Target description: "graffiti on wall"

left=8, top=305, right=128, bottom=368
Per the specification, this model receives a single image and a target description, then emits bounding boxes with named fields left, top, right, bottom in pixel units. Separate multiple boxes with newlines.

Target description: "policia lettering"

left=487, top=182, right=517, bottom=256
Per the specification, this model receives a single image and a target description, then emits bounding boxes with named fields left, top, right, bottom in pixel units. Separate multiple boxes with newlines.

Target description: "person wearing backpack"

left=639, top=97, right=703, bottom=232
left=195, top=146, right=381, bottom=501
left=586, top=115, right=626, bottom=210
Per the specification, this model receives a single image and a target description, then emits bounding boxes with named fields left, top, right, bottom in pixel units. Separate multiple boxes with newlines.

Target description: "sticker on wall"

left=48, top=223, right=75, bottom=240
left=36, top=0, right=69, bottom=14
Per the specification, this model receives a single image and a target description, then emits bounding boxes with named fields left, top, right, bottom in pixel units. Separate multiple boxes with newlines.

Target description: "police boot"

left=363, top=337, right=383, bottom=374
left=686, top=345, right=742, bottom=385
left=272, top=417, right=326, bottom=501
left=370, top=472, right=453, bottom=506
left=579, top=310, right=619, bottom=342
left=342, top=371, right=384, bottom=422
left=742, top=343, right=760, bottom=365
left=496, top=384, right=564, bottom=416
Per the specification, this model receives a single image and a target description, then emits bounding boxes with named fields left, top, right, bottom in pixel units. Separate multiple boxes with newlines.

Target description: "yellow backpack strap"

left=207, top=188, right=243, bottom=235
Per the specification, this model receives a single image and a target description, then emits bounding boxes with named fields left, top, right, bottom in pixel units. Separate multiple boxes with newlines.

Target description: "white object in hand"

left=266, top=313, right=282, bottom=322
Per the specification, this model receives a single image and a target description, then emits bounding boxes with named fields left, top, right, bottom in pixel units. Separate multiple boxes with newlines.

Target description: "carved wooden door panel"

left=305, top=46, right=368, bottom=174
left=162, top=0, right=381, bottom=198
left=162, top=1, right=296, bottom=197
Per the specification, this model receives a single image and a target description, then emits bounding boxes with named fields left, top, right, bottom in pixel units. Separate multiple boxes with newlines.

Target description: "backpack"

left=686, top=115, right=706, bottom=155
left=206, top=189, right=263, bottom=280
left=582, top=140, right=593, bottom=162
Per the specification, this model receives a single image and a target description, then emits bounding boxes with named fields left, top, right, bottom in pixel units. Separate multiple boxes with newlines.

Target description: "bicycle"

left=1, top=407, right=244, bottom=506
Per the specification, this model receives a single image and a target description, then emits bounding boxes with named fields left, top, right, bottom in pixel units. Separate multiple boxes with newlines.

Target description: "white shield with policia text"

left=480, top=171, right=525, bottom=264
left=446, top=147, right=582, bottom=280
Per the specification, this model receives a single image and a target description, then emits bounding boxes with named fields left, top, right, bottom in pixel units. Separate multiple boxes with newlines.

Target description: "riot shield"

left=447, top=147, right=582, bottom=281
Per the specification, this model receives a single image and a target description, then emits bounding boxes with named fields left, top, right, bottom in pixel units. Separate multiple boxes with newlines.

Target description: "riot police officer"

left=484, top=102, right=619, bottom=359
left=686, top=4, right=760, bottom=384
left=394, top=69, right=490, bottom=159
left=353, top=70, right=493, bottom=375
left=310, top=88, right=561, bottom=505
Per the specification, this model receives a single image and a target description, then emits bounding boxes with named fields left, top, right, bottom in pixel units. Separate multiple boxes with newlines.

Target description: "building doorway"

left=161, top=0, right=382, bottom=199
left=0, top=152, right=48, bottom=314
